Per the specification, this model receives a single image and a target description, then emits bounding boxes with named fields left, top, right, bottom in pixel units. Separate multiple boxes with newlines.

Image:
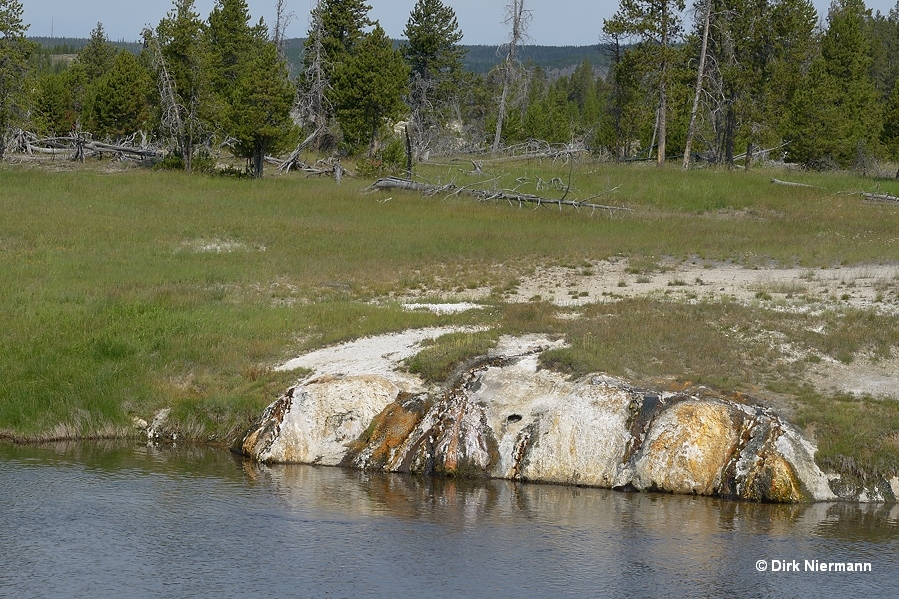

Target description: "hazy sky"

left=20, top=1, right=899, bottom=46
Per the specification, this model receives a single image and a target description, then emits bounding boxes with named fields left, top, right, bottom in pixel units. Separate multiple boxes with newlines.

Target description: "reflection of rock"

left=234, top=334, right=881, bottom=503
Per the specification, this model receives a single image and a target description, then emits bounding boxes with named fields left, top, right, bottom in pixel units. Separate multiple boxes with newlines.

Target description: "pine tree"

left=881, top=80, right=899, bottom=160
left=403, top=0, right=464, bottom=85
left=604, top=0, right=686, bottom=165
left=33, top=70, right=78, bottom=135
left=788, top=0, right=881, bottom=167
left=205, top=1, right=295, bottom=177
left=153, top=0, right=208, bottom=170
left=332, top=24, right=408, bottom=153
left=306, top=0, right=371, bottom=77
left=765, top=0, right=818, bottom=142
left=77, top=23, right=117, bottom=84
left=403, top=0, right=465, bottom=156
left=0, top=0, right=33, bottom=158
left=82, top=50, right=155, bottom=139
left=300, top=0, right=372, bottom=138
left=206, top=0, right=265, bottom=99
left=227, top=38, right=296, bottom=177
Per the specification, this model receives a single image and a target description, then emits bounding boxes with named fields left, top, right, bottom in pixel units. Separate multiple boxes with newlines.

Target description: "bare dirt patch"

left=509, top=258, right=899, bottom=314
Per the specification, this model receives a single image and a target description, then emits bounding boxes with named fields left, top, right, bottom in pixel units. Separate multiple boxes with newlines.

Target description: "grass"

left=404, top=330, right=500, bottom=383
left=1, top=160, right=899, bottom=483
left=794, top=391, right=899, bottom=483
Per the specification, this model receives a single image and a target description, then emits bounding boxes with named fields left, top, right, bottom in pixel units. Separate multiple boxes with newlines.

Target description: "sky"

left=20, top=1, right=899, bottom=47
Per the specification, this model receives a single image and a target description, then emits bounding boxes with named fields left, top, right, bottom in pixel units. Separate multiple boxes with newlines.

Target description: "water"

left=1, top=441, right=896, bottom=598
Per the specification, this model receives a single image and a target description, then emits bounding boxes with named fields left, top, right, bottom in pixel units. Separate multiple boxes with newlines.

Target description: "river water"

left=1, top=441, right=896, bottom=598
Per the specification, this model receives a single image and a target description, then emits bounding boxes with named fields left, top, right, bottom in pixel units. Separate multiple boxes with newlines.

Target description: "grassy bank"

left=1, top=160, right=898, bottom=480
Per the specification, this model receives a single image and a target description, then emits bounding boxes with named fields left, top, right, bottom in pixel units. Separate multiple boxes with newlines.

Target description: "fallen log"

left=368, top=177, right=630, bottom=215
left=81, top=140, right=161, bottom=159
left=862, top=192, right=899, bottom=203
left=771, top=178, right=821, bottom=188
left=277, top=129, right=323, bottom=172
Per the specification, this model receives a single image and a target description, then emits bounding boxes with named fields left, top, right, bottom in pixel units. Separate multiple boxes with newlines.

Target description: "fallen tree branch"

left=277, top=128, right=324, bottom=172
left=367, top=177, right=631, bottom=215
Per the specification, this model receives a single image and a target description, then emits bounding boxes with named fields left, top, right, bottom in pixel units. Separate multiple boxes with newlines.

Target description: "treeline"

left=2, top=0, right=899, bottom=176
left=605, top=0, right=899, bottom=170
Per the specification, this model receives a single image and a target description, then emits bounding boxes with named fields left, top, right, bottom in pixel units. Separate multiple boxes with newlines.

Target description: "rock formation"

left=233, top=332, right=888, bottom=503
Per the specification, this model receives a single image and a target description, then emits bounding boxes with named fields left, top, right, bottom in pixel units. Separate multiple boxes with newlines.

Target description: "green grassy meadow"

left=1, top=159, right=898, bottom=480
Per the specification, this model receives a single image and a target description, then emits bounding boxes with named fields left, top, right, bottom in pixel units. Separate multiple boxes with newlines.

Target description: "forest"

left=2, top=0, right=899, bottom=177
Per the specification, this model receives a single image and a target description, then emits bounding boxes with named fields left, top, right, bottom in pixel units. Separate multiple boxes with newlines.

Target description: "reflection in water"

left=1, top=441, right=896, bottom=598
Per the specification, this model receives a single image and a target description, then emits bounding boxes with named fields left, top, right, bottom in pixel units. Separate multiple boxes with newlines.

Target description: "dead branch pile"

left=265, top=154, right=348, bottom=180
left=367, top=176, right=630, bottom=216
left=491, top=139, right=590, bottom=163
left=9, top=130, right=163, bottom=161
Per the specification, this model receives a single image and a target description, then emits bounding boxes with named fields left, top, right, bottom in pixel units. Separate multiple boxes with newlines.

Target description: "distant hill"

left=462, top=45, right=609, bottom=74
left=29, top=36, right=142, bottom=55
left=31, top=37, right=612, bottom=79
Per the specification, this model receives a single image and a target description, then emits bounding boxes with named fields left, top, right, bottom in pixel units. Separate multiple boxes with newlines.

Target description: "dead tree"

left=368, top=177, right=630, bottom=216
left=273, top=0, right=295, bottom=61
left=297, top=2, right=332, bottom=148
left=492, top=0, right=531, bottom=154
left=683, top=0, right=712, bottom=170
left=144, top=30, right=190, bottom=170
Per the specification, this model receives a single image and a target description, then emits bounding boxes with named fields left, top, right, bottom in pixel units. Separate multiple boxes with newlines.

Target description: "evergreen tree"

left=300, top=0, right=372, bottom=136
left=306, top=0, right=371, bottom=77
left=0, top=0, right=33, bottom=158
left=403, top=0, right=464, bottom=86
left=226, top=38, right=296, bottom=177
left=704, top=0, right=771, bottom=166
left=205, top=0, right=295, bottom=176
left=881, top=79, right=899, bottom=160
left=33, top=70, right=78, bottom=136
left=766, top=0, right=818, bottom=141
left=333, top=24, right=408, bottom=153
left=864, top=5, right=899, bottom=99
left=604, top=0, right=686, bottom=165
left=156, top=0, right=205, bottom=103
left=153, top=0, right=208, bottom=170
left=789, top=0, right=881, bottom=167
left=82, top=50, right=155, bottom=139
left=207, top=0, right=265, bottom=99
left=601, top=34, right=655, bottom=160
left=77, top=23, right=117, bottom=84
left=403, top=0, right=465, bottom=157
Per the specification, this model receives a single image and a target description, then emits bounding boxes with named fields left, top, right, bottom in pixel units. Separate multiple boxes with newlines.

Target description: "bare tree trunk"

left=253, top=147, right=264, bottom=178
left=273, top=0, right=294, bottom=60
left=656, top=3, right=670, bottom=167
left=493, top=0, right=530, bottom=154
left=683, top=0, right=712, bottom=170
left=658, top=79, right=667, bottom=166
left=144, top=30, right=190, bottom=171
left=299, top=2, right=331, bottom=146
left=724, top=94, right=736, bottom=167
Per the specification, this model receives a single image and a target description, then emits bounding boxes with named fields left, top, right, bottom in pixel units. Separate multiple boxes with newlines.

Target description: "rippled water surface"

left=1, top=441, right=897, bottom=598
